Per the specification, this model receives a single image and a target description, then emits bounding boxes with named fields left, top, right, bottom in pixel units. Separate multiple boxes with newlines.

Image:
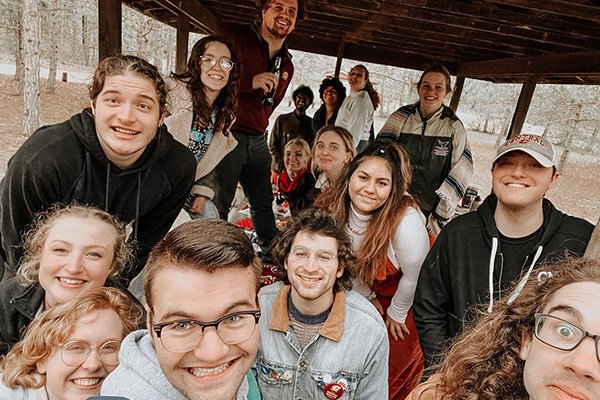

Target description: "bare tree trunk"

left=16, top=16, right=25, bottom=94
left=22, top=0, right=40, bottom=137
left=46, top=0, right=60, bottom=94
left=558, top=103, right=582, bottom=172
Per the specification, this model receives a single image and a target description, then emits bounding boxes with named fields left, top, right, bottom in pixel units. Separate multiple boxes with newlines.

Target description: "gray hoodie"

left=100, top=330, right=253, bottom=400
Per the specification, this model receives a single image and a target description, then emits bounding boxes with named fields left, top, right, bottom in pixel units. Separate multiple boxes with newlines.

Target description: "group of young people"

left=0, top=0, right=597, bottom=399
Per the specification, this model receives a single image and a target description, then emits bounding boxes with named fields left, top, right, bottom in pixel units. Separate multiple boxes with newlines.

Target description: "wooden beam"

left=449, top=76, right=465, bottom=112
left=154, top=0, right=218, bottom=33
left=508, top=76, right=537, bottom=138
left=584, top=218, right=600, bottom=260
left=98, top=0, right=122, bottom=60
left=334, top=40, right=345, bottom=78
left=483, top=0, right=600, bottom=21
left=175, top=14, right=189, bottom=74
left=285, top=34, right=458, bottom=73
left=457, top=51, right=600, bottom=80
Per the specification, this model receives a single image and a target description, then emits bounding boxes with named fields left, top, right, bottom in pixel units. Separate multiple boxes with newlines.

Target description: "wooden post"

left=584, top=217, right=600, bottom=260
left=98, top=0, right=121, bottom=60
left=449, top=76, right=465, bottom=112
left=334, top=40, right=345, bottom=78
left=175, top=14, right=190, bottom=74
left=507, top=76, right=537, bottom=138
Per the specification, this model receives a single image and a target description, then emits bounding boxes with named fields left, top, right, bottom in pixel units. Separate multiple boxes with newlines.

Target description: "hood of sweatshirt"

left=101, top=330, right=253, bottom=400
left=101, top=330, right=187, bottom=400
left=476, top=194, right=566, bottom=312
left=70, top=109, right=176, bottom=176
left=69, top=109, right=181, bottom=240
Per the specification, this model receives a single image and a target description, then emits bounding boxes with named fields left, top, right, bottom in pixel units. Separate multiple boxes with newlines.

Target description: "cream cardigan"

left=165, top=81, right=238, bottom=200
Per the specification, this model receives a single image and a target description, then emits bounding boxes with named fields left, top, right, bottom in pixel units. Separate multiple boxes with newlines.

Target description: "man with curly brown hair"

left=408, top=257, right=600, bottom=400
left=255, top=208, right=389, bottom=399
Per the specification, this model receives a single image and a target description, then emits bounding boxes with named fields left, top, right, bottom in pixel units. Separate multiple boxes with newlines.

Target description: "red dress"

left=373, top=258, right=424, bottom=400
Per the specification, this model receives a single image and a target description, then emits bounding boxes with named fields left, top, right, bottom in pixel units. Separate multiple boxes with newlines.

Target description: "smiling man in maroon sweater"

left=216, top=0, right=305, bottom=261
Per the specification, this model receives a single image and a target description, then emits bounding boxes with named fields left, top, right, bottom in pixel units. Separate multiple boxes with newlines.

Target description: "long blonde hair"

left=0, top=287, right=142, bottom=389
left=315, top=140, right=414, bottom=285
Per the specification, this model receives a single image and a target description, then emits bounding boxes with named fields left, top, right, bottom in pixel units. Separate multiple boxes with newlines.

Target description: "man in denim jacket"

left=256, top=209, right=389, bottom=399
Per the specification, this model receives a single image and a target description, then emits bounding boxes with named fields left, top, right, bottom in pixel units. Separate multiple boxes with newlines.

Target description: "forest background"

left=0, top=0, right=598, bottom=223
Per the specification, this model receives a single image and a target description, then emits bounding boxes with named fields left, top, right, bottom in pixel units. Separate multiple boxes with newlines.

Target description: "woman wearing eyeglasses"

left=0, top=287, right=141, bottom=400
left=167, top=35, right=241, bottom=219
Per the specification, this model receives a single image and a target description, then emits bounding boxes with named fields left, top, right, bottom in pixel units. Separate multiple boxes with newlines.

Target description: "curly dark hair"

left=318, top=77, right=346, bottom=105
left=89, top=54, right=169, bottom=118
left=271, top=208, right=355, bottom=292
left=418, top=257, right=600, bottom=399
left=292, top=85, right=314, bottom=106
left=256, top=0, right=306, bottom=22
left=171, top=35, right=240, bottom=134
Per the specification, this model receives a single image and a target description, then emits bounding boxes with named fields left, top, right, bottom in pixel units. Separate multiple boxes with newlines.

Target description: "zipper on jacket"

left=419, top=120, right=427, bottom=155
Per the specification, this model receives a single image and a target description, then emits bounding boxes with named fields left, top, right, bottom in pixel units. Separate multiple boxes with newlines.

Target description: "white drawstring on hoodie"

left=486, top=238, right=544, bottom=313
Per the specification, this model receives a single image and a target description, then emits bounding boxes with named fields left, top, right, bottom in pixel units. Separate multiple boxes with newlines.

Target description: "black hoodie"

left=0, top=109, right=195, bottom=284
left=413, top=194, right=594, bottom=367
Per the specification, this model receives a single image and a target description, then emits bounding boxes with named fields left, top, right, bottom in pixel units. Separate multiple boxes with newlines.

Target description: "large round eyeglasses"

left=534, top=313, right=600, bottom=363
left=152, top=310, right=261, bottom=353
left=59, top=340, right=121, bottom=367
left=289, top=246, right=337, bottom=268
left=200, top=55, right=234, bottom=71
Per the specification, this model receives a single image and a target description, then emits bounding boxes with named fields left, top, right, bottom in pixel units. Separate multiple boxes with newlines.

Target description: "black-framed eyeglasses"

left=289, top=246, right=337, bottom=268
left=59, top=340, right=121, bottom=367
left=153, top=310, right=261, bottom=353
left=534, top=313, right=600, bottom=363
left=200, top=55, right=234, bottom=71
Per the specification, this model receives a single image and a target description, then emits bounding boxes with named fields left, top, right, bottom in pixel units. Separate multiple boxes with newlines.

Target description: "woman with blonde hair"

left=316, top=140, right=430, bottom=399
left=311, top=126, right=356, bottom=194
left=0, top=287, right=141, bottom=399
left=275, top=138, right=316, bottom=216
left=0, top=204, right=131, bottom=355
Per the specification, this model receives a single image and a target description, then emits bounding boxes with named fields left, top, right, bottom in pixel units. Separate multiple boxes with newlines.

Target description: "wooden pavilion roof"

left=123, top=0, right=600, bottom=84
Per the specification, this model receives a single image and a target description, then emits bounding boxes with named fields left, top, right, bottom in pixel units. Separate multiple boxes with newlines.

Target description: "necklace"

left=346, top=219, right=367, bottom=235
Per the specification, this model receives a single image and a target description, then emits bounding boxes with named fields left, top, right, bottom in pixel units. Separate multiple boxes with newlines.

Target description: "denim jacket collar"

left=268, top=284, right=346, bottom=341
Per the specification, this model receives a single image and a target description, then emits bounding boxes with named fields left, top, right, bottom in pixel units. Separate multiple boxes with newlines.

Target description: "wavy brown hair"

left=171, top=35, right=240, bottom=135
left=419, top=257, right=600, bottom=399
left=271, top=208, right=355, bottom=292
left=89, top=54, right=169, bottom=118
left=351, top=65, right=380, bottom=110
left=0, top=287, right=142, bottom=389
left=16, top=203, right=131, bottom=286
left=314, top=140, right=414, bottom=286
